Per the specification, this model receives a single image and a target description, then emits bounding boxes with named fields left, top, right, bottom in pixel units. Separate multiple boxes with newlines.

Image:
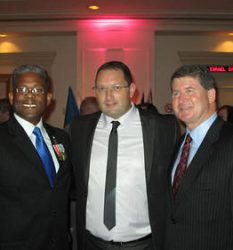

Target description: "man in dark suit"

left=166, top=64, right=233, bottom=250
left=0, top=64, right=72, bottom=250
left=70, top=61, right=179, bottom=250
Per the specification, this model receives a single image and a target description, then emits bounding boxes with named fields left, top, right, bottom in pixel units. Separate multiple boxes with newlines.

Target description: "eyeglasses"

left=15, top=86, right=45, bottom=95
left=93, top=84, right=130, bottom=94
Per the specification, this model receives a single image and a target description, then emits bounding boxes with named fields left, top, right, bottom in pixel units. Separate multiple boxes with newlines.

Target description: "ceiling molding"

left=0, top=52, right=56, bottom=72
left=178, top=51, right=233, bottom=65
left=0, top=10, right=233, bottom=21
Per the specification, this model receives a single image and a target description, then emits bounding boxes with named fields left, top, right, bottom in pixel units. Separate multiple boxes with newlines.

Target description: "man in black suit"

left=70, top=61, right=179, bottom=250
left=166, top=64, right=233, bottom=250
left=0, top=64, right=72, bottom=250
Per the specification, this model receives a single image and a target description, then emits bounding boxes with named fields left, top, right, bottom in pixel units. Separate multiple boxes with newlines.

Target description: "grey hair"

left=12, top=64, right=50, bottom=90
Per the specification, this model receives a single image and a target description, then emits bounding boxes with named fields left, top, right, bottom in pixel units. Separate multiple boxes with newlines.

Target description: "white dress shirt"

left=86, top=105, right=151, bottom=242
left=14, top=113, right=59, bottom=172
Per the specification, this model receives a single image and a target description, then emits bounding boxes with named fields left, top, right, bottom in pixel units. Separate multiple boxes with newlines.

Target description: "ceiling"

left=0, top=0, right=232, bottom=21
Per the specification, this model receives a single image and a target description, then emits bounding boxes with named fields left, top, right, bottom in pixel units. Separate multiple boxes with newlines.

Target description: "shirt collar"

left=101, top=103, right=137, bottom=128
left=186, top=112, right=217, bottom=146
left=14, top=113, right=44, bottom=137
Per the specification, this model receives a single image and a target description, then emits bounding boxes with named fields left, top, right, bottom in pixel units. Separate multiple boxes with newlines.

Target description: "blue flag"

left=63, top=87, right=79, bottom=128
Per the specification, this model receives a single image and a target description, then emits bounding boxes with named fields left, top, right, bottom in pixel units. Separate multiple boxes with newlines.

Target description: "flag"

left=63, top=87, right=79, bottom=128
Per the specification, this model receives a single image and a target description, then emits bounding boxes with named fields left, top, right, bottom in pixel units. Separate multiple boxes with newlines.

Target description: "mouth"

left=23, top=103, right=37, bottom=108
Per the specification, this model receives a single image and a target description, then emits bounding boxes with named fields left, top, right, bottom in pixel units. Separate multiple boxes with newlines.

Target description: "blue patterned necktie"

left=33, top=127, right=56, bottom=187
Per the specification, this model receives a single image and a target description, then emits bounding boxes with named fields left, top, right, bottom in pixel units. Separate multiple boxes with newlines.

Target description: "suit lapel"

left=84, top=114, right=100, bottom=186
left=168, top=135, right=185, bottom=200
left=173, top=118, right=224, bottom=208
left=7, top=117, right=46, bottom=176
left=139, top=110, right=156, bottom=182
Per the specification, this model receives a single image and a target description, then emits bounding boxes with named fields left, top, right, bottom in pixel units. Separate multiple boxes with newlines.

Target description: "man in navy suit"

left=70, top=61, right=180, bottom=250
left=166, top=64, right=233, bottom=250
left=0, top=65, right=72, bottom=250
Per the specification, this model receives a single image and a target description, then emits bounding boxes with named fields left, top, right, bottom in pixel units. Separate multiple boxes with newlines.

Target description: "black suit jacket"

left=165, top=117, right=233, bottom=250
left=0, top=117, right=72, bottom=250
left=70, top=108, right=180, bottom=250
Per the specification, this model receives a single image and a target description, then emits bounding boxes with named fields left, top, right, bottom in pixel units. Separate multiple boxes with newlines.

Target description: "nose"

left=105, top=88, right=114, bottom=99
left=177, top=92, right=188, bottom=103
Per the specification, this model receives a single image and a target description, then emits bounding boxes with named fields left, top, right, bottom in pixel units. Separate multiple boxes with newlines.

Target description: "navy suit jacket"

left=70, top=108, right=180, bottom=250
left=165, top=117, right=233, bottom=250
left=0, top=117, right=72, bottom=250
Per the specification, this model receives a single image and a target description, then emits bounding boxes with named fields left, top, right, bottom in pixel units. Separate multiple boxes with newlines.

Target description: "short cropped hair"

left=95, top=61, right=133, bottom=86
left=12, top=64, right=50, bottom=90
left=170, top=64, right=217, bottom=90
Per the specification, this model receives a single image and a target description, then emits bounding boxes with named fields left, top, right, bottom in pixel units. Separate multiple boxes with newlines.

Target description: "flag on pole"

left=63, top=86, right=79, bottom=128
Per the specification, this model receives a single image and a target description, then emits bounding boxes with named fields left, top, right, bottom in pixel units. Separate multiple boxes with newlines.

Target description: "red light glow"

left=88, top=19, right=138, bottom=29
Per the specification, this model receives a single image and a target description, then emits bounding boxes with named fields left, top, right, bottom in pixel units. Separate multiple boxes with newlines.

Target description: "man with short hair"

left=166, top=64, right=233, bottom=250
left=0, top=64, right=72, bottom=250
left=70, top=61, right=180, bottom=250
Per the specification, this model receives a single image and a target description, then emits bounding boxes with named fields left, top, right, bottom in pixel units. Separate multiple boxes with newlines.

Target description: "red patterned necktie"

left=173, top=134, right=192, bottom=197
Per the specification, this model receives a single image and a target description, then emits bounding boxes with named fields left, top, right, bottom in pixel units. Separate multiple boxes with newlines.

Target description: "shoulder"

left=0, top=120, right=10, bottom=136
left=70, top=112, right=101, bottom=129
left=139, top=108, right=178, bottom=126
left=44, top=123, right=70, bottom=143
left=218, top=119, right=233, bottom=139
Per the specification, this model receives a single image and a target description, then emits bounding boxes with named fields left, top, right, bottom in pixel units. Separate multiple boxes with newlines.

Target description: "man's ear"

left=208, top=88, right=216, bottom=104
left=46, top=92, right=53, bottom=107
left=8, top=92, right=14, bottom=106
left=129, top=83, right=136, bottom=98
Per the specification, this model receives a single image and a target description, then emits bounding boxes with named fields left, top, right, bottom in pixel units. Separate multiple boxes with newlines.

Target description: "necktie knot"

left=33, top=127, right=43, bottom=138
left=185, top=134, right=192, bottom=144
left=111, top=121, right=120, bottom=131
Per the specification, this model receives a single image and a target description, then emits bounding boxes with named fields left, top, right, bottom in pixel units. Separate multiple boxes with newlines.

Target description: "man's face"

left=171, top=76, right=216, bottom=130
left=9, top=72, right=52, bottom=125
left=95, top=69, right=135, bottom=119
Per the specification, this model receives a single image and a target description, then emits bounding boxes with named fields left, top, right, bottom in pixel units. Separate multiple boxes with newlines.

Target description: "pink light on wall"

left=84, top=19, right=140, bottom=30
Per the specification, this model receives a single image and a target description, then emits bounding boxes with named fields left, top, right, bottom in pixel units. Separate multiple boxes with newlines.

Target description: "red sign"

left=208, top=66, right=233, bottom=72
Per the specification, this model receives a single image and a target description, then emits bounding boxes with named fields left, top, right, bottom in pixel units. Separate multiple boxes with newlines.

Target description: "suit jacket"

left=70, top=108, right=180, bottom=250
left=165, top=117, right=233, bottom=250
left=0, top=117, right=72, bottom=250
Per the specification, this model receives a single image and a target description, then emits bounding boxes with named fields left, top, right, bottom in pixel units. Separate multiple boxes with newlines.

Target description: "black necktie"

left=173, top=134, right=192, bottom=197
left=104, top=121, right=120, bottom=230
left=33, top=127, right=56, bottom=187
